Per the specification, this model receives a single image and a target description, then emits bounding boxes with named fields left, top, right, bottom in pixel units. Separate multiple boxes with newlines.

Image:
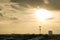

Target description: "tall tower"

left=39, top=26, right=41, bottom=34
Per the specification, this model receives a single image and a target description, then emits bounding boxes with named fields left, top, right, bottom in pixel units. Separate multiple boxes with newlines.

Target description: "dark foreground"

left=0, top=34, right=60, bottom=40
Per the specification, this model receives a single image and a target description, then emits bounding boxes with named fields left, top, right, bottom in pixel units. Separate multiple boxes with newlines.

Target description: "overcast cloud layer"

left=11, top=0, right=60, bottom=10
left=0, top=0, right=60, bottom=34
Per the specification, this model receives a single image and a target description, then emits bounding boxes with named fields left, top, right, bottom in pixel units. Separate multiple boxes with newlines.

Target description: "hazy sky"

left=0, top=0, right=60, bottom=34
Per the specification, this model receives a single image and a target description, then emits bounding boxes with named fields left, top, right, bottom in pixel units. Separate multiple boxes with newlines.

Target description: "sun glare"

left=35, top=8, right=52, bottom=22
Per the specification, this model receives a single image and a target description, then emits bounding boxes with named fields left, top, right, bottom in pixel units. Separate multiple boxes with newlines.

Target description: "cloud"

left=0, top=3, right=20, bottom=24
left=44, top=0, right=49, bottom=4
left=11, top=0, right=44, bottom=8
left=11, top=0, right=60, bottom=10
left=0, top=13, right=3, bottom=17
left=44, top=0, right=60, bottom=10
left=10, top=17, right=18, bottom=20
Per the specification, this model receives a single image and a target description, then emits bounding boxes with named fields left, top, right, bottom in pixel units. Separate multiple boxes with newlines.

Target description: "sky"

left=0, top=0, right=60, bottom=34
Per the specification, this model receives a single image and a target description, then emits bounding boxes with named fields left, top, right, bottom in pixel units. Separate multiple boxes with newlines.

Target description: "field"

left=0, top=34, right=60, bottom=40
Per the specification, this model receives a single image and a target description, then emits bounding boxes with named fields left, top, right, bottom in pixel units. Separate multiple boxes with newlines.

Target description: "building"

left=48, top=31, right=53, bottom=35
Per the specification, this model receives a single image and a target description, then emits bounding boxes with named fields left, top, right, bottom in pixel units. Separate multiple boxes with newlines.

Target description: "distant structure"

left=39, top=26, right=41, bottom=34
left=0, top=0, right=11, bottom=2
left=48, top=30, right=53, bottom=35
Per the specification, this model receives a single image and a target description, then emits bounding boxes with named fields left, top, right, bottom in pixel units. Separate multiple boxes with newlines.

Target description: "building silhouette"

left=48, top=30, right=53, bottom=35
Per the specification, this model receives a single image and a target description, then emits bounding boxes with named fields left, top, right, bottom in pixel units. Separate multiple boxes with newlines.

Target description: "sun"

left=35, top=8, right=52, bottom=21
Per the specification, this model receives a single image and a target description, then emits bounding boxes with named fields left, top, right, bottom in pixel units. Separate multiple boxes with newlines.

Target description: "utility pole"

left=39, top=26, right=41, bottom=34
